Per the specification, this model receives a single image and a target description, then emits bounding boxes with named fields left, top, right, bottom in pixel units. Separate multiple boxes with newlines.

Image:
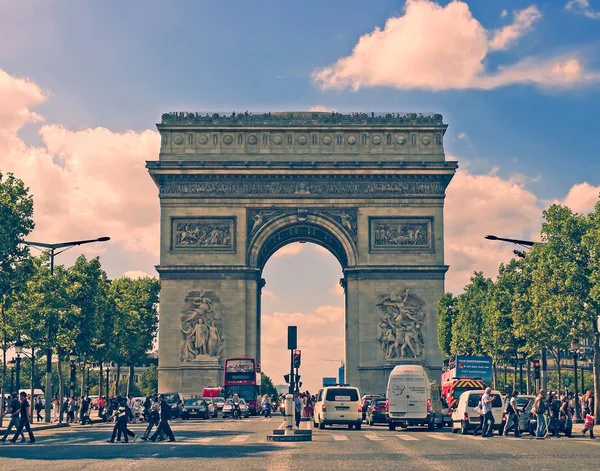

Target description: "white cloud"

left=123, top=270, right=155, bottom=279
left=261, top=289, right=279, bottom=301
left=271, top=243, right=305, bottom=258
left=308, top=105, right=336, bottom=112
left=0, top=69, right=160, bottom=257
left=501, top=9, right=508, bottom=18
left=261, top=305, right=344, bottom=393
left=313, top=0, right=598, bottom=91
left=556, top=182, right=600, bottom=214
left=329, top=282, right=344, bottom=297
left=566, top=0, right=600, bottom=19
left=458, top=132, right=468, bottom=140
left=489, top=5, right=542, bottom=51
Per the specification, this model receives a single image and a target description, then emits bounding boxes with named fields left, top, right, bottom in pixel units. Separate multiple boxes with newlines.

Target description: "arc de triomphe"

left=147, top=111, right=457, bottom=394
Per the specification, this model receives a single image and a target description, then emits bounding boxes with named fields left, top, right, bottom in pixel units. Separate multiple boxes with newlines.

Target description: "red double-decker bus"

left=224, top=358, right=259, bottom=415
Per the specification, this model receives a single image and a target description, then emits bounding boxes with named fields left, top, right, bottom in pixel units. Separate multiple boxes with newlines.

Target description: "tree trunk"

left=115, top=364, right=121, bottom=396
left=594, top=334, right=600, bottom=419
left=503, top=365, right=507, bottom=391
left=492, top=362, right=497, bottom=390
left=128, top=364, right=135, bottom=396
left=58, top=356, right=64, bottom=423
left=0, top=297, right=6, bottom=427
left=556, top=349, right=562, bottom=395
left=526, top=360, right=531, bottom=395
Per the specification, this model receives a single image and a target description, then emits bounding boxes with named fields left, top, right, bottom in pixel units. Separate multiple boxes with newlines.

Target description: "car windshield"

left=325, top=388, right=359, bottom=402
left=214, top=398, right=224, bottom=404
left=162, top=393, right=180, bottom=403
left=184, top=399, right=205, bottom=406
left=374, top=400, right=387, bottom=408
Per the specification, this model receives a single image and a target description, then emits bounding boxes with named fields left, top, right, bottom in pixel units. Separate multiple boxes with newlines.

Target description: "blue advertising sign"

left=323, top=377, right=337, bottom=387
left=455, top=356, right=493, bottom=385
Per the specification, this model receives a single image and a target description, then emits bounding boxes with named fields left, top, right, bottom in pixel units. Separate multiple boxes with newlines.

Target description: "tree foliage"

left=260, top=372, right=277, bottom=397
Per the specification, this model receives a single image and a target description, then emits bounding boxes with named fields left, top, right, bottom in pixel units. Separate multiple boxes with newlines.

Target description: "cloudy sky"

left=1, top=0, right=599, bottom=393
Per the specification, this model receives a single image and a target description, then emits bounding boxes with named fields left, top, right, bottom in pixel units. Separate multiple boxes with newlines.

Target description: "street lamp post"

left=14, top=339, right=23, bottom=395
left=517, top=352, right=525, bottom=393
left=22, top=236, right=110, bottom=422
left=571, top=339, right=582, bottom=422
left=69, top=352, right=77, bottom=398
left=105, top=364, right=110, bottom=398
left=9, top=359, right=16, bottom=395
left=79, top=358, right=86, bottom=399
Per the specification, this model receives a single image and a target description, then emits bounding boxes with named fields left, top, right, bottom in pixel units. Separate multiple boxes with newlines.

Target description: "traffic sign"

left=563, top=377, right=572, bottom=387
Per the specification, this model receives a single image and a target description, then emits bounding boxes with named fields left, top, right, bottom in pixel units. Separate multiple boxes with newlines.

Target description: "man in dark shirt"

left=10, top=391, right=35, bottom=443
left=80, top=396, right=90, bottom=425
left=1, top=394, right=25, bottom=442
left=150, top=394, right=175, bottom=442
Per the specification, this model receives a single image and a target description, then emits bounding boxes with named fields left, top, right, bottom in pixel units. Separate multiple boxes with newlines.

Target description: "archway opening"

left=259, top=242, right=345, bottom=396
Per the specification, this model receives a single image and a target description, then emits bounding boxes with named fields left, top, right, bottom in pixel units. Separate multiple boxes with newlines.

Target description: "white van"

left=451, top=389, right=504, bottom=435
left=386, top=365, right=440, bottom=431
left=313, top=385, right=362, bottom=430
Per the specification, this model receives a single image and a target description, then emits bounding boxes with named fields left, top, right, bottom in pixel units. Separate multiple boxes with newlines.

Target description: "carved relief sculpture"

left=172, top=218, right=235, bottom=252
left=376, top=289, right=426, bottom=360
left=370, top=217, right=432, bottom=252
left=180, top=290, right=224, bottom=362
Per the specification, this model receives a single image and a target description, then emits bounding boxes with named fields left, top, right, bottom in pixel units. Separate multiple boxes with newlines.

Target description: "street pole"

left=581, top=363, right=585, bottom=393
left=105, top=367, right=110, bottom=397
left=572, top=340, right=582, bottom=422
left=22, top=236, right=110, bottom=422
left=10, top=363, right=15, bottom=395
left=289, top=350, right=294, bottom=395
left=519, top=362, right=523, bottom=394
left=15, top=355, right=21, bottom=395
left=99, top=362, right=103, bottom=400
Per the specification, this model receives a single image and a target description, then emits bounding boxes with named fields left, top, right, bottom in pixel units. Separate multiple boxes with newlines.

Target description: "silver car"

left=222, top=398, right=249, bottom=418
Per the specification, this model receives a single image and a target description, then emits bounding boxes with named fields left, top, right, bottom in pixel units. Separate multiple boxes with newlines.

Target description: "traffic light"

left=533, top=360, right=540, bottom=380
left=284, top=374, right=290, bottom=384
left=293, top=349, right=301, bottom=368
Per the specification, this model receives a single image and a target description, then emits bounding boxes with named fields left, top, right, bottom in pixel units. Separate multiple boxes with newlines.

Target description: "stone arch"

left=247, top=212, right=358, bottom=270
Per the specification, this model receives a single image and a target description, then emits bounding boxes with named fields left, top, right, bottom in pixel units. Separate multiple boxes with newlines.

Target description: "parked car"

left=451, top=390, right=504, bottom=435
left=360, top=395, right=383, bottom=422
left=366, top=398, right=388, bottom=426
left=441, top=397, right=453, bottom=427
left=202, top=397, right=219, bottom=418
left=313, top=385, right=362, bottom=430
left=223, top=398, right=250, bottom=418
left=181, top=398, right=210, bottom=420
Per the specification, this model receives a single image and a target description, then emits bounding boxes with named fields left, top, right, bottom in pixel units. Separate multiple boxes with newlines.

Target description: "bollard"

left=284, top=394, right=294, bottom=435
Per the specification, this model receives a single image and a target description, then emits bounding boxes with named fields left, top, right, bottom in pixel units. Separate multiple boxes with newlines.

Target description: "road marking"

left=363, top=433, right=384, bottom=441
left=333, top=435, right=349, bottom=441
left=262, top=418, right=273, bottom=422
left=425, top=434, right=456, bottom=441
left=276, top=421, right=286, bottom=430
left=198, top=437, right=216, bottom=443
left=396, top=434, right=420, bottom=441
left=463, top=435, right=486, bottom=441
left=230, top=434, right=250, bottom=443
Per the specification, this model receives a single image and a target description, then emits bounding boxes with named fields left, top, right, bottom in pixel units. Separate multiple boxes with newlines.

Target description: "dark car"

left=181, top=398, right=210, bottom=420
left=162, top=392, right=183, bottom=418
left=360, top=395, right=383, bottom=422
left=518, top=398, right=571, bottom=436
left=366, top=399, right=388, bottom=426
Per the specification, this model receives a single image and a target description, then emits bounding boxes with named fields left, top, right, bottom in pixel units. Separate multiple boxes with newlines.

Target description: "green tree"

left=437, top=292, right=457, bottom=358
left=140, top=364, right=158, bottom=396
left=260, top=372, right=277, bottom=397
left=450, top=272, right=492, bottom=356
left=109, top=276, right=160, bottom=395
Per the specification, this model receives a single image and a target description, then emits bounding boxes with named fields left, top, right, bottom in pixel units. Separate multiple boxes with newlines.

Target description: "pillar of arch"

left=148, top=111, right=457, bottom=394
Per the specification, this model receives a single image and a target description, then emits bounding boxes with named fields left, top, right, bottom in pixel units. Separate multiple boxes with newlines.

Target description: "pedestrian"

left=149, top=394, right=175, bottom=442
left=1, top=394, right=25, bottom=443
left=547, top=393, right=561, bottom=438
left=80, top=396, right=90, bottom=425
left=107, top=398, right=129, bottom=443
left=35, top=397, right=44, bottom=422
left=559, top=395, right=572, bottom=438
left=582, top=413, right=595, bottom=439
left=67, top=397, right=76, bottom=423
left=143, top=396, right=152, bottom=422
left=502, top=390, right=521, bottom=437
left=473, top=398, right=485, bottom=435
left=9, top=391, right=35, bottom=443
left=141, top=397, right=163, bottom=441
left=52, top=397, right=60, bottom=422
left=294, top=393, right=301, bottom=428
left=532, top=389, right=547, bottom=439
left=480, top=388, right=496, bottom=438
left=304, top=391, right=313, bottom=418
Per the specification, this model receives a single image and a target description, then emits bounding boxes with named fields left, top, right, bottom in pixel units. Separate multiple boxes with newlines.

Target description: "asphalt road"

left=0, top=416, right=599, bottom=471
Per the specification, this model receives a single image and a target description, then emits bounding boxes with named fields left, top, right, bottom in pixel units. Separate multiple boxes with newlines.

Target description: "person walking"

left=1, top=394, right=25, bottom=443
left=547, top=393, right=561, bottom=438
left=107, top=398, right=129, bottom=443
left=481, top=388, right=496, bottom=438
left=80, top=396, right=90, bottom=425
left=582, top=413, right=595, bottom=439
left=559, top=395, right=573, bottom=438
left=532, top=389, right=548, bottom=439
left=502, top=390, right=521, bottom=437
left=149, top=394, right=175, bottom=442
left=52, top=397, right=60, bottom=422
left=9, top=391, right=35, bottom=443
left=294, top=393, right=301, bottom=428
left=34, top=397, right=44, bottom=422
left=141, top=396, right=163, bottom=441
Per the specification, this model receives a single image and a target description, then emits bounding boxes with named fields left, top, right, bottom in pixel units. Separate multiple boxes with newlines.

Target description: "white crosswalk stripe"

left=425, top=434, right=456, bottom=441
left=463, top=435, right=486, bottom=441
left=230, top=434, right=250, bottom=443
left=333, top=435, right=349, bottom=441
left=396, top=434, right=420, bottom=441
left=199, top=437, right=216, bottom=443
left=364, top=433, right=384, bottom=441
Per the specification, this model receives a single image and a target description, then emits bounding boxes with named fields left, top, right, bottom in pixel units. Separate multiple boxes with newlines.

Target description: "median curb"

left=28, top=422, right=70, bottom=432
